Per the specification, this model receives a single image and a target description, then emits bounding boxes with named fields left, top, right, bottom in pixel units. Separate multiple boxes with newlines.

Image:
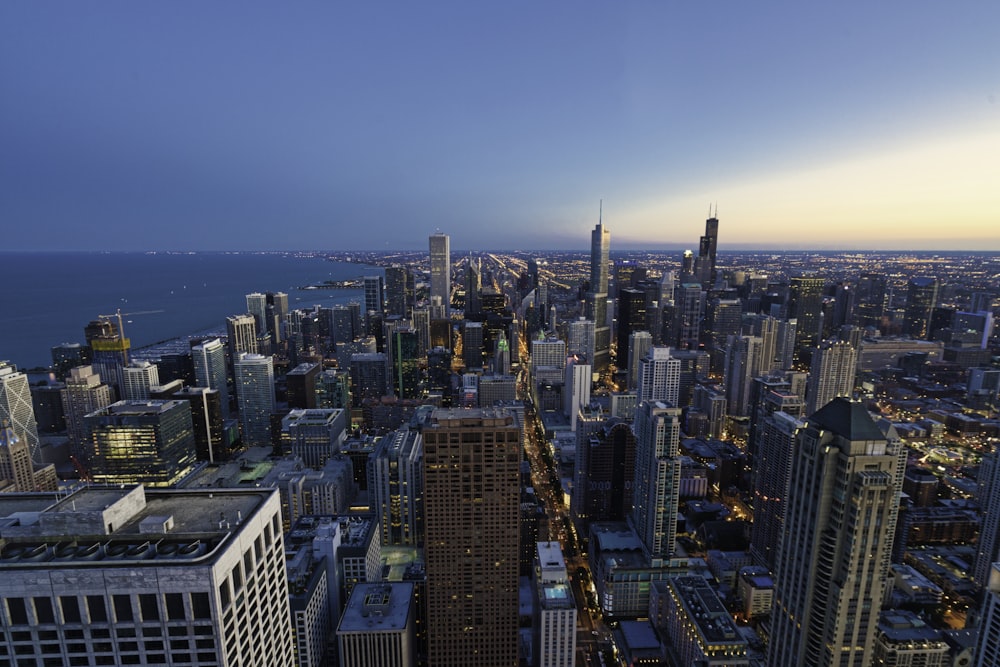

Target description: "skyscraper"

left=85, top=317, right=131, bottom=397
left=631, top=400, right=682, bottom=562
left=233, top=353, right=275, bottom=447
left=617, top=287, right=647, bottom=370
left=0, top=362, right=39, bottom=462
left=226, top=314, right=259, bottom=361
left=768, top=398, right=903, bottom=666
left=429, top=232, right=451, bottom=317
left=749, top=410, right=805, bottom=570
left=804, top=339, right=858, bottom=415
left=533, top=541, right=577, bottom=667
left=788, top=276, right=826, bottom=357
left=903, top=276, right=939, bottom=340
left=370, top=426, right=424, bottom=547
left=636, top=347, right=681, bottom=407
left=694, top=212, right=720, bottom=288
left=627, top=330, right=653, bottom=391
left=363, top=274, right=385, bottom=318
left=121, top=360, right=160, bottom=401
left=191, top=337, right=230, bottom=418
left=724, top=335, right=765, bottom=417
left=83, top=400, right=198, bottom=486
left=586, top=208, right=611, bottom=372
left=384, top=264, right=409, bottom=318
left=422, top=409, right=520, bottom=667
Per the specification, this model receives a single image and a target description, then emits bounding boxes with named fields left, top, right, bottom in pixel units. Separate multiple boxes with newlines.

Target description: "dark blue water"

left=1, top=252, right=377, bottom=369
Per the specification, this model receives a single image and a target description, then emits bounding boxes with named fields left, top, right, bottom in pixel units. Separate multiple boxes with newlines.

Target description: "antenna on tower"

left=599, top=199, right=603, bottom=225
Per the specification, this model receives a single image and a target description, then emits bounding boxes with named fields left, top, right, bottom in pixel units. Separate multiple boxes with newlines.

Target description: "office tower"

left=564, top=356, right=592, bottom=431
left=953, top=309, right=995, bottom=349
left=617, top=287, right=647, bottom=369
left=854, top=272, right=888, bottom=329
left=0, top=485, right=293, bottom=666
left=30, top=382, right=65, bottom=433
left=283, top=408, right=348, bottom=468
left=631, top=401, right=682, bottom=561
left=363, top=274, right=385, bottom=318
left=464, top=256, right=482, bottom=318
left=332, top=304, right=356, bottom=345
left=61, top=365, right=113, bottom=459
left=775, top=317, right=798, bottom=371
left=478, top=374, right=517, bottom=407
left=246, top=291, right=268, bottom=332
left=286, top=362, right=319, bottom=409
left=974, top=444, right=1000, bottom=587
left=694, top=212, right=720, bottom=288
left=316, top=369, right=350, bottom=410
left=462, top=321, right=484, bottom=370
left=706, top=297, right=742, bottom=373
left=567, top=316, right=596, bottom=363
left=788, top=276, right=826, bottom=356
left=370, top=426, right=424, bottom=546
left=531, top=336, right=566, bottom=384
left=494, top=331, right=511, bottom=375
left=805, top=339, right=858, bottom=415
left=429, top=232, right=451, bottom=316
left=533, top=541, right=577, bottom=667
left=191, top=337, right=230, bottom=418
left=586, top=210, right=611, bottom=372
left=636, top=347, right=680, bottom=406
left=390, top=328, right=422, bottom=399
left=171, top=386, right=224, bottom=463
left=768, top=398, right=904, bottom=666
left=904, top=276, right=939, bottom=339
left=724, top=336, right=765, bottom=417
left=749, top=410, right=806, bottom=570
left=583, top=419, right=637, bottom=522
left=748, top=314, right=781, bottom=375
left=571, top=404, right=607, bottom=520
left=349, top=352, right=388, bottom=407
left=83, top=400, right=198, bottom=486
left=411, top=308, right=431, bottom=357
left=384, top=264, right=409, bottom=318
left=121, top=360, right=160, bottom=400
left=0, top=362, right=40, bottom=462
left=422, top=409, right=520, bottom=666
left=85, top=317, right=131, bottom=396
left=234, top=353, right=275, bottom=447
left=51, top=342, right=88, bottom=377
left=226, top=313, right=259, bottom=361
left=627, top=330, right=653, bottom=390
left=0, top=421, right=42, bottom=491
left=674, top=282, right=705, bottom=350
left=337, top=582, right=416, bottom=667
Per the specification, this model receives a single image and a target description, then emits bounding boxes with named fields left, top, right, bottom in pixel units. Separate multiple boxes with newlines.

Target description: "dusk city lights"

left=1, top=3, right=999, bottom=666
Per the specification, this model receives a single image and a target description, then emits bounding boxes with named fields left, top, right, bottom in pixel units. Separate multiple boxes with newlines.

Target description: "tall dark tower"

left=694, top=209, right=720, bottom=288
left=903, top=276, right=939, bottom=340
left=587, top=203, right=611, bottom=373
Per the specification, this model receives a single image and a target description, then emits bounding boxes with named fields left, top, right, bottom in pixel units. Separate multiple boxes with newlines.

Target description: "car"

left=591, top=630, right=599, bottom=636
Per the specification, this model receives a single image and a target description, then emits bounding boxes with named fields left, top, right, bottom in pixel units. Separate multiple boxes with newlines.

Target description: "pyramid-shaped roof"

left=809, top=397, right=886, bottom=442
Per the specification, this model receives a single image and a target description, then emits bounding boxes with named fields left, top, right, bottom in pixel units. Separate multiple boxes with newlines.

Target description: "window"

left=87, top=596, right=108, bottom=623
left=113, top=595, right=133, bottom=622
left=34, top=597, right=55, bottom=623
left=7, top=598, right=28, bottom=625
left=165, top=594, right=185, bottom=621
left=140, top=594, right=159, bottom=621
left=191, top=593, right=211, bottom=620
left=60, top=597, right=81, bottom=623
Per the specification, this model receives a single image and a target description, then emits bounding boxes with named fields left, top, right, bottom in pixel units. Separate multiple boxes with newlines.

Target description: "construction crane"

left=96, top=308, right=165, bottom=365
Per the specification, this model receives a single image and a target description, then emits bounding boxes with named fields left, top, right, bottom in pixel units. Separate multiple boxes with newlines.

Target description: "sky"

left=2, top=2, right=998, bottom=252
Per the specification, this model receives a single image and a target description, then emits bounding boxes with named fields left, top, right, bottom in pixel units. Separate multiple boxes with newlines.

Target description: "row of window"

left=3, top=592, right=212, bottom=627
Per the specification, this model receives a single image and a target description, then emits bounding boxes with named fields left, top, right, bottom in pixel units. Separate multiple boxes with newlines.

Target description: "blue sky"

left=2, top=2, right=998, bottom=251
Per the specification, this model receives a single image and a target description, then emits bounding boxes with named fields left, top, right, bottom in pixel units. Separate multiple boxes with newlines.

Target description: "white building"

left=636, top=347, right=680, bottom=407
left=534, top=541, right=577, bottom=667
left=234, top=353, right=275, bottom=447
left=0, top=362, right=39, bottom=461
left=0, top=485, right=293, bottom=666
left=337, top=582, right=415, bottom=667
left=192, top=338, right=230, bottom=418
left=121, top=360, right=160, bottom=401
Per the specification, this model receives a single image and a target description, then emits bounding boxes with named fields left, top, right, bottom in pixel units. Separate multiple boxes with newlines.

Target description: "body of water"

left=1, top=252, right=377, bottom=370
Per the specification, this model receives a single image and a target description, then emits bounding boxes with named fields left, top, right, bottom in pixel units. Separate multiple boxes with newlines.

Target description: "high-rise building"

left=494, top=331, right=512, bottom=375
left=191, top=337, right=230, bottom=418
left=83, top=400, right=198, bottom=486
left=422, top=409, right=520, bottom=666
left=531, top=336, right=566, bottom=385
left=384, top=264, right=409, bottom=318
left=768, top=398, right=904, bottom=666
left=462, top=321, right=484, bottom=371
left=617, top=287, right=647, bottom=370
left=171, top=386, right=225, bottom=463
left=533, top=541, right=577, bottom=667
left=674, top=283, right=705, bottom=350
left=61, top=365, right=114, bottom=463
left=582, top=419, right=636, bottom=522
left=0, top=362, right=40, bottom=462
left=226, top=314, right=259, bottom=361
left=631, top=401, right=682, bottom=561
left=706, top=297, right=742, bottom=373
left=636, top=347, right=681, bottom=407
left=246, top=291, right=268, bottom=332
left=749, top=410, right=806, bottom=570
left=974, top=443, right=1000, bottom=587
left=370, top=426, right=424, bottom=546
left=464, top=256, right=482, bottom=318
left=627, top=330, right=653, bottom=391
left=233, top=353, right=275, bottom=447
left=85, top=317, right=131, bottom=397
left=121, top=360, right=160, bottom=401
left=567, top=317, right=596, bottom=364
left=586, top=210, right=611, bottom=372
left=0, top=485, right=293, bottom=666
left=975, top=564, right=1000, bottom=667
left=0, top=421, right=51, bottom=491
left=904, top=276, right=939, bottom=340
left=788, top=276, right=826, bottom=356
left=349, top=352, right=388, bottom=407
left=283, top=408, right=348, bottom=468
left=694, top=213, right=720, bottom=288
left=805, top=339, right=858, bottom=415
left=337, top=582, right=416, bottom=667
left=51, top=342, right=88, bottom=378
left=563, top=356, right=592, bottom=431
left=429, top=233, right=451, bottom=317
left=364, top=275, right=385, bottom=318
left=724, top=336, right=765, bottom=417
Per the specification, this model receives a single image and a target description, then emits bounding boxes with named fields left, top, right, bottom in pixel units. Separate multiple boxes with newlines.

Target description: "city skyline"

left=2, top=2, right=998, bottom=252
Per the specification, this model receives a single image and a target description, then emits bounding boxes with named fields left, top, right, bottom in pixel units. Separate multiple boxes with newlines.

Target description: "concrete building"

left=0, top=485, right=293, bottom=666
left=121, top=360, right=160, bottom=401
left=422, top=409, right=520, bottom=667
left=429, top=233, right=451, bottom=317
left=337, top=582, right=416, bottom=667
left=191, top=338, right=230, bottom=418
left=658, top=576, right=749, bottom=667
left=631, top=401, right=682, bottom=561
left=635, top=347, right=680, bottom=407
left=533, top=541, right=576, bottom=667
left=282, top=408, right=348, bottom=469
left=233, top=353, right=275, bottom=447
left=369, top=427, right=424, bottom=547
left=0, top=362, right=40, bottom=461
